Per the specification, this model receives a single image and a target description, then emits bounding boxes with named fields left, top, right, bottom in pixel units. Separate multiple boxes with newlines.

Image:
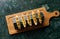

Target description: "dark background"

left=0, top=0, right=60, bottom=39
